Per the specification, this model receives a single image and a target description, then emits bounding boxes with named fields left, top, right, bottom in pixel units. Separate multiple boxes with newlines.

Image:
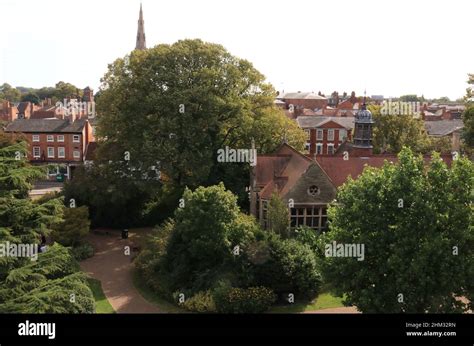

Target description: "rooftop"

left=5, top=118, right=87, bottom=133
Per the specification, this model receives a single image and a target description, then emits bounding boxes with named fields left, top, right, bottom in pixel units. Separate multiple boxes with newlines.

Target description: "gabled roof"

left=297, top=116, right=355, bottom=129
left=5, top=118, right=87, bottom=133
left=255, top=143, right=313, bottom=199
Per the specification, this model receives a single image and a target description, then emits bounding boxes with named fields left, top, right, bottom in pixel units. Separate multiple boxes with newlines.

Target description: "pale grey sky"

left=0, top=0, right=472, bottom=99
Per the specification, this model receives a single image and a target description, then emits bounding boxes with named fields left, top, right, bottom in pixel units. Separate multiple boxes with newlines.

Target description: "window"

left=73, top=135, right=80, bottom=143
left=304, top=129, right=311, bottom=140
left=47, top=135, right=54, bottom=142
left=32, top=135, right=40, bottom=142
left=316, top=143, right=323, bottom=155
left=327, top=144, right=334, bottom=155
left=73, top=150, right=80, bottom=159
left=290, top=206, right=329, bottom=231
left=328, top=129, right=335, bottom=141
left=57, top=135, right=64, bottom=142
left=47, top=147, right=55, bottom=158
left=316, top=129, right=323, bottom=140
left=308, top=185, right=320, bottom=196
left=339, top=129, right=347, bottom=141
left=58, top=147, right=66, bottom=158
left=33, top=147, right=40, bottom=158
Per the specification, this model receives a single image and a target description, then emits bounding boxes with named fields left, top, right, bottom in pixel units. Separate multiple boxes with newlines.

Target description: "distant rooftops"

left=424, top=119, right=464, bottom=136
left=278, top=92, right=327, bottom=100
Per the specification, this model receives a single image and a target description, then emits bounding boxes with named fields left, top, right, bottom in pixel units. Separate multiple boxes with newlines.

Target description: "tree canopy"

left=96, top=39, right=305, bottom=189
left=321, top=148, right=473, bottom=313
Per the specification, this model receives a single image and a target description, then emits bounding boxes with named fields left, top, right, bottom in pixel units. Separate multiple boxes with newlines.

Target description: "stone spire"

left=135, top=3, right=146, bottom=50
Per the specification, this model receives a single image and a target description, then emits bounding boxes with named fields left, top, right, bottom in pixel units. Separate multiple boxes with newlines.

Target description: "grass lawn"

left=132, top=270, right=185, bottom=313
left=87, top=278, right=115, bottom=314
left=270, top=292, right=345, bottom=313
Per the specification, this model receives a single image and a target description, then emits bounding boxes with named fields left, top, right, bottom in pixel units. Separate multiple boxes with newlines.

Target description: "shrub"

left=247, top=234, right=322, bottom=301
left=182, top=291, right=216, bottom=313
left=71, top=243, right=94, bottom=261
left=213, top=285, right=276, bottom=313
left=52, top=206, right=90, bottom=247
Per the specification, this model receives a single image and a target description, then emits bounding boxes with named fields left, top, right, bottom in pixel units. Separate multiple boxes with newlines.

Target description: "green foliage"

left=71, top=243, right=95, bottom=261
left=462, top=106, right=474, bottom=148
left=0, top=140, right=45, bottom=198
left=0, top=82, right=82, bottom=104
left=213, top=285, right=277, bottom=313
left=0, top=83, right=21, bottom=102
left=20, top=92, right=40, bottom=104
left=369, top=105, right=432, bottom=154
left=182, top=290, right=216, bottom=313
left=96, top=39, right=305, bottom=192
left=267, top=191, right=291, bottom=238
left=63, top=165, right=162, bottom=228
left=322, top=147, right=473, bottom=313
left=52, top=206, right=90, bottom=247
left=0, top=139, right=95, bottom=313
left=246, top=234, right=322, bottom=300
left=0, top=244, right=94, bottom=313
left=159, top=183, right=259, bottom=294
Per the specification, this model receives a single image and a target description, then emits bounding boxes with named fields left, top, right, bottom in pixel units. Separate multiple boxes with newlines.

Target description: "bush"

left=52, top=206, right=90, bottom=247
left=71, top=243, right=94, bottom=261
left=247, top=234, right=322, bottom=301
left=182, top=291, right=216, bottom=313
left=213, top=285, right=276, bottom=313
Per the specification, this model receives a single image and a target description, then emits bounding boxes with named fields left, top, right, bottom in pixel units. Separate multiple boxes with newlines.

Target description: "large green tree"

left=155, top=183, right=260, bottom=295
left=0, top=133, right=95, bottom=313
left=370, top=104, right=443, bottom=154
left=96, top=39, right=305, bottom=190
left=321, top=148, right=473, bottom=313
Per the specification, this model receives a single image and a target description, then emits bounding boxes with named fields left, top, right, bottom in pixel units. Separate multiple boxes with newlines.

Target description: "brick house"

left=297, top=116, right=354, bottom=155
left=5, top=117, right=95, bottom=179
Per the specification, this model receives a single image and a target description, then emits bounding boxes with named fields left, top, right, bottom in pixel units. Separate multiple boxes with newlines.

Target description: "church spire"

left=135, top=3, right=146, bottom=50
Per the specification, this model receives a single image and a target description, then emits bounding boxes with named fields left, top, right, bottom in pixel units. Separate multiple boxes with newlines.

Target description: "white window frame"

left=316, top=129, right=323, bottom=140
left=33, top=147, right=40, bottom=158
left=316, top=143, right=323, bottom=155
left=339, top=129, right=347, bottom=141
left=57, top=135, right=64, bottom=142
left=58, top=147, right=66, bottom=158
left=47, top=147, right=55, bottom=158
left=327, top=143, right=335, bottom=155
left=32, top=135, right=40, bottom=142
left=73, top=135, right=80, bottom=143
left=73, top=150, right=81, bottom=159
left=47, top=135, right=54, bottom=142
left=304, top=129, right=310, bottom=141
left=328, top=129, right=335, bottom=141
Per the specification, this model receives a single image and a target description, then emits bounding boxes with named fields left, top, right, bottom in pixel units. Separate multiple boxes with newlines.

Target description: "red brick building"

left=297, top=116, right=354, bottom=155
left=5, top=117, right=95, bottom=179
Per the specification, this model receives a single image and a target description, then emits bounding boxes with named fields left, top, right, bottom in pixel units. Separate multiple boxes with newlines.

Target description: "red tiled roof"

left=316, top=154, right=453, bottom=187
left=256, top=144, right=312, bottom=199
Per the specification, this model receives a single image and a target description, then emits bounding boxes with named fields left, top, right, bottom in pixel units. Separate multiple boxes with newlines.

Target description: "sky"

left=0, top=0, right=473, bottom=100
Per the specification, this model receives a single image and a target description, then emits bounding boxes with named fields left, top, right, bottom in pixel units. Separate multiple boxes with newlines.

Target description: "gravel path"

left=80, top=230, right=162, bottom=313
